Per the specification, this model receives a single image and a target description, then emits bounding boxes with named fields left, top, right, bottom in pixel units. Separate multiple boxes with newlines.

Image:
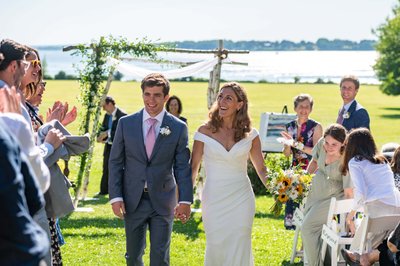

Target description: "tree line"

left=161, top=38, right=376, bottom=51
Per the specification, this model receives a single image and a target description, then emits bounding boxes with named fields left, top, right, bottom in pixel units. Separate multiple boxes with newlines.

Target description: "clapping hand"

left=61, top=105, right=77, bottom=126
left=278, top=131, right=294, bottom=146
left=46, top=101, right=66, bottom=122
left=0, top=86, right=21, bottom=114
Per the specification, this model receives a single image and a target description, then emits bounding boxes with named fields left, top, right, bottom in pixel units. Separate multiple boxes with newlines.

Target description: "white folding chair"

left=320, top=197, right=358, bottom=266
left=351, top=214, right=400, bottom=254
left=290, top=207, right=306, bottom=264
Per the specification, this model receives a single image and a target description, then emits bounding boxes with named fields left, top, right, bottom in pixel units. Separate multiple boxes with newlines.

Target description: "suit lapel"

left=136, top=110, right=148, bottom=160
left=149, top=113, right=173, bottom=161
left=347, top=100, right=357, bottom=115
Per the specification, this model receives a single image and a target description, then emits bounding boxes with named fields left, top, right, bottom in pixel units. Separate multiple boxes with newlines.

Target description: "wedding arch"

left=64, top=37, right=248, bottom=206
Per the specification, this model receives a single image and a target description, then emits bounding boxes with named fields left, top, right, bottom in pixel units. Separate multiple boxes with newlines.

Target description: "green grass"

left=41, top=80, right=399, bottom=265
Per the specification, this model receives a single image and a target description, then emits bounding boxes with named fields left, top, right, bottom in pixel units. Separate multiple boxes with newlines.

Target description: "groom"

left=109, top=73, right=193, bottom=266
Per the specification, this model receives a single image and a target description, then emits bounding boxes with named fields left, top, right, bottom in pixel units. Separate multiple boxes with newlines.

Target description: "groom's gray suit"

left=109, top=109, right=192, bottom=265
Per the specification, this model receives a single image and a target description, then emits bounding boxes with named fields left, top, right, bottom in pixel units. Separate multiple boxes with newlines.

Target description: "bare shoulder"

left=197, top=124, right=212, bottom=136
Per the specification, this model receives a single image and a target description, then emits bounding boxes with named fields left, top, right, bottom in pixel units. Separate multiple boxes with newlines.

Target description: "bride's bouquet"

left=267, top=165, right=313, bottom=216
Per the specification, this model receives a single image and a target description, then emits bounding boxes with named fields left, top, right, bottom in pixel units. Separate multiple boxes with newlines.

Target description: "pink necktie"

left=336, top=108, right=345, bottom=124
left=145, top=118, right=157, bottom=158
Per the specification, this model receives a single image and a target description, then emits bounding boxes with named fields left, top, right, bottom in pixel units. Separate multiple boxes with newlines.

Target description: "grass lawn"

left=40, top=80, right=399, bottom=265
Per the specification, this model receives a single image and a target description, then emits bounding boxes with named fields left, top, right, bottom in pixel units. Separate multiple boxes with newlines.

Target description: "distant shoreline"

left=34, top=38, right=377, bottom=52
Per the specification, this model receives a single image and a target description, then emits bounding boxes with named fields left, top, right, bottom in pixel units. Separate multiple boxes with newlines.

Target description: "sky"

left=1, top=0, right=398, bottom=45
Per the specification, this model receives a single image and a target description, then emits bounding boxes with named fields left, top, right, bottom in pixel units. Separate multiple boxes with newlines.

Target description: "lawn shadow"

left=281, top=260, right=303, bottom=266
left=380, top=114, right=400, bottom=119
left=62, top=231, right=119, bottom=238
left=75, top=196, right=110, bottom=206
left=380, top=107, right=400, bottom=119
left=60, top=217, right=124, bottom=230
left=255, top=211, right=284, bottom=220
left=172, top=215, right=203, bottom=241
left=381, top=107, right=400, bottom=111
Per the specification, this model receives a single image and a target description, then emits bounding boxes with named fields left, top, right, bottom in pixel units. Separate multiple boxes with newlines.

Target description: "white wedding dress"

left=194, top=129, right=258, bottom=266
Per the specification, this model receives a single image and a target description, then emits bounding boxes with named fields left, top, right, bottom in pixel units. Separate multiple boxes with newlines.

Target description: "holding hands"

left=111, top=201, right=126, bottom=220
left=174, top=203, right=191, bottom=224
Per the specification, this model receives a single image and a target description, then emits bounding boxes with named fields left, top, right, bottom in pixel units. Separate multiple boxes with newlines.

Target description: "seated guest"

left=341, top=128, right=400, bottom=266
left=391, top=146, right=400, bottom=191
left=381, top=142, right=399, bottom=162
left=166, top=95, right=187, bottom=124
left=301, top=124, right=353, bottom=265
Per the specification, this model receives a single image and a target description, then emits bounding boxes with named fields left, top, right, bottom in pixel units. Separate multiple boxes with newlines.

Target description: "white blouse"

left=349, top=158, right=400, bottom=210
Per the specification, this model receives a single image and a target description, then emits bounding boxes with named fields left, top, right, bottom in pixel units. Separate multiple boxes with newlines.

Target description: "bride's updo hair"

left=207, top=82, right=251, bottom=142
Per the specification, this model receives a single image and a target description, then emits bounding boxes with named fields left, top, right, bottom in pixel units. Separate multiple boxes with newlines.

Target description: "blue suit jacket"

left=342, top=100, right=370, bottom=131
left=0, top=122, right=49, bottom=266
left=109, top=110, right=193, bottom=216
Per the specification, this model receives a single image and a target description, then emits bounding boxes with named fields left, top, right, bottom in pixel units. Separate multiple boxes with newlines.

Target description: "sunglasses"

left=18, top=59, right=31, bottom=71
left=29, top=59, right=41, bottom=68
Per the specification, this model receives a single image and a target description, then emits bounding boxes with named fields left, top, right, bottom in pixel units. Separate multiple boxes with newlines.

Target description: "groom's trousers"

left=124, top=191, right=174, bottom=266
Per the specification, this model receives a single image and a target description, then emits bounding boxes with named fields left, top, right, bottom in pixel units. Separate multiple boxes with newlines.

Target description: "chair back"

left=321, top=197, right=357, bottom=266
left=354, top=214, right=400, bottom=253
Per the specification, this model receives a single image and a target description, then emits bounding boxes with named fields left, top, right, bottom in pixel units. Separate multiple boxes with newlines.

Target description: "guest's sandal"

left=341, top=248, right=360, bottom=266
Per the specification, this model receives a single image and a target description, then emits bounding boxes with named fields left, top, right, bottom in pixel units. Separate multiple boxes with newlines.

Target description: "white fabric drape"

left=107, top=57, right=220, bottom=79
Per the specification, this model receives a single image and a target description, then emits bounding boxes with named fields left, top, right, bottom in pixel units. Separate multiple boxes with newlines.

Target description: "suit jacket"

left=0, top=121, right=49, bottom=265
left=37, top=120, right=90, bottom=218
left=109, top=110, right=193, bottom=216
left=98, top=107, right=127, bottom=144
left=342, top=100, right=370, bottom=131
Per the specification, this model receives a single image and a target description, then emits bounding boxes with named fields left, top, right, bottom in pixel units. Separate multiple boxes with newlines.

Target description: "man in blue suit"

left=0, top=118, right=49, bottom=266
left=336, top=75, right=370, bottom=131
left=109, top=73, right=192, bottom=266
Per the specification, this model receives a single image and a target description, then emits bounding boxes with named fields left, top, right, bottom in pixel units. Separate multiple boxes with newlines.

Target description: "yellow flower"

left=278, top=193, right=289, bottom=203
left=281, top=177, right=291, bottom=188
left=295, top=184, right=303, bottom=195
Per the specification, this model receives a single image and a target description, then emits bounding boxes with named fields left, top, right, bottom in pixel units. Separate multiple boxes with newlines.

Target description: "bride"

left=191, top=82, right=268, bottom=266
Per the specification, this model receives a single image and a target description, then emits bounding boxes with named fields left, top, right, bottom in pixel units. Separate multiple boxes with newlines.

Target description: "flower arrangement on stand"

left=267, top=165, right=313, bottom=216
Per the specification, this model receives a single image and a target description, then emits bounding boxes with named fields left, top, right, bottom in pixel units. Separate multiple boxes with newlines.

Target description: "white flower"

left=290, top=189, right=299, bottom=200
left=343, top=112, right=350, bottom=119
left=160, top=126, right=171, bottom=136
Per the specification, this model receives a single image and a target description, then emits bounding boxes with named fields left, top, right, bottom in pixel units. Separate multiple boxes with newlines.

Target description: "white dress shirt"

left=0, top=113, right=51, bottom=193
left=339, top=100, right=355, bottom=113
left=142, top=108, right=164, bottom=143
left=349, top=158, right=400, bottom=210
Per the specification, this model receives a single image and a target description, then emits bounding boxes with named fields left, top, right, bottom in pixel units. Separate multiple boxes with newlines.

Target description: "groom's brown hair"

left=141, top=73, right=170, bottom=96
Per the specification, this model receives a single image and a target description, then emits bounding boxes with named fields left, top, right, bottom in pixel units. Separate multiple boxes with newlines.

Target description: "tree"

left=374, top=3, right=400, bottom=96
left=54, top=70, right=67, bottom=79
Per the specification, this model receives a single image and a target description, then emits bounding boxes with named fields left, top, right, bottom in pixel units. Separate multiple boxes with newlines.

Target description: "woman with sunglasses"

left=21, top=48, right=67, bottom=266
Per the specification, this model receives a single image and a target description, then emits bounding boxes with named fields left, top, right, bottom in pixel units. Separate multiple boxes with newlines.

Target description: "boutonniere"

left=160, top=126, right=171, bottom=136
left=343, top=112, right=350, bottom=119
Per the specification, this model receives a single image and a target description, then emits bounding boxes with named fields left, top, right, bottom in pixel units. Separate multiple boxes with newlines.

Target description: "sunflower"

left=295, top=184, right=304, bottom=195
left=281, top=177, right=291, bottom=188
left=278, top=193, right=289, bottom=203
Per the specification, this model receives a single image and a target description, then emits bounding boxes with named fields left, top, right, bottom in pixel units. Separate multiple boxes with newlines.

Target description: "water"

left=37, top=49, right=380, bottom=84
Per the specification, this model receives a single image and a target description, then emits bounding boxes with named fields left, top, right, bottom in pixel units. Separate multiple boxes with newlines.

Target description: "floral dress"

left=394, top=173, right=400, bottom=191
left=284, top=119, right=318, bottom=229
